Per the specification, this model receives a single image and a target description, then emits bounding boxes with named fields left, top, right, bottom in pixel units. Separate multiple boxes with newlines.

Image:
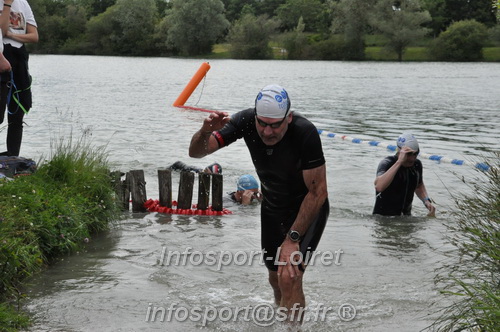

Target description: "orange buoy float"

left=173, top=62, right=211, bottom=107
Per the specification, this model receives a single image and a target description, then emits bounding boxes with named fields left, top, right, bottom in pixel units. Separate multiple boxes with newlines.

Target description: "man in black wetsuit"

left=373, top=133, right=436, bottom=216
left=189, top=84, right=329, bottom=324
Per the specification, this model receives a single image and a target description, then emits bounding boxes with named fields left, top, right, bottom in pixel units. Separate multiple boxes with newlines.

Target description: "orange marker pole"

left=173, top=62, right=211, bottom=107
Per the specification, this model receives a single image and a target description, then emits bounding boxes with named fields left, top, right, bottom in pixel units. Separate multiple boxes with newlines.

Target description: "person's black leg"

left=0, top=81, right=9, bottom=155
left=6, top=119, right=23, bottom=156
left=6, top=93, right=27, bottom=157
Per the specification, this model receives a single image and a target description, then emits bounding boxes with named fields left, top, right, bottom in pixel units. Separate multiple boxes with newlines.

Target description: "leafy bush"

left=310, top=35, right=348, bottom=60
left=430, top=20, right=488, bottom=61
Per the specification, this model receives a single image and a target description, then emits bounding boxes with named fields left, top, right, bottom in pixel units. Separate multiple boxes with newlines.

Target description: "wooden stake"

left=211, top=174, right=223, bottom=211
left=158, top=169, right=172, bottom=208
left=178, top=171, right=194, bottom=210
left=129, top=170, right=147, bottom=212
left=197, top=173, right=211, bottom=210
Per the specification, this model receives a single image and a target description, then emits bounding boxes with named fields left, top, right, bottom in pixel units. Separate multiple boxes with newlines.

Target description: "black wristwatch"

left=288, top=230, right=301, bottom=242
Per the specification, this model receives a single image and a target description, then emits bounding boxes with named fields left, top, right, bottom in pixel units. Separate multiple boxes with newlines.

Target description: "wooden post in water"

left=177, top=171, right=194, bottom=209
left=197, top=173, right=211, bottom=210
left=158, top=169, right=172, bottom=208
left=110, top=171, right=129, bottom=210
left=123, top=172, right=131, bottom=210
left=129, top=170, right=147, bottom=212
left=211, top=174, right=223, bottom=211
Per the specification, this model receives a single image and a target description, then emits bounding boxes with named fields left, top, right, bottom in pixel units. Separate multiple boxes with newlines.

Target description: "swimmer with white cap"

left=188, top=84, right=329, bottom=324
left=374, top=133, right=436, bottom=217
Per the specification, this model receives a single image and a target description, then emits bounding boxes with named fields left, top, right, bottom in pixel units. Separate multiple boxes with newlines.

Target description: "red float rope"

left=144, top=199, right=232, bottom=216
left=175, top=105, right=216, bottom=113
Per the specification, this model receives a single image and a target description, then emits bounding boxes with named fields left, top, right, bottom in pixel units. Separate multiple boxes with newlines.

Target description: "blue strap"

left=6, top=70, right=14, bottom=106
left=6, top=70, right=29, bottom=115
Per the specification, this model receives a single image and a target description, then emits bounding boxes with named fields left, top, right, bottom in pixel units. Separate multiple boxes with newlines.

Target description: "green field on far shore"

left=209, top=44, right=500, bottom=62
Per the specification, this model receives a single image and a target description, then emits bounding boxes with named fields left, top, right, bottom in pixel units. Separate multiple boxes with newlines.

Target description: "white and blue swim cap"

left=397, top=132, right=419, bottom=151
left=255, top=84, right=291, bottom=119
left=237, top=174, right=259, bottom=191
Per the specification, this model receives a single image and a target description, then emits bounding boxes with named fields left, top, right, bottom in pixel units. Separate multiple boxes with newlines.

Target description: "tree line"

left=28, top=0, right=499, bottom=61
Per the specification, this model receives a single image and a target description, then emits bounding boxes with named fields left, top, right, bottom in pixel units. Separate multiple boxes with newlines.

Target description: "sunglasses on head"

left=254, top=109, right=289, bottom=129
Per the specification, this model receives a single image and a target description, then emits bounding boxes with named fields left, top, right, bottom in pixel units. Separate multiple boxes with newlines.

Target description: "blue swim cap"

left=237, top=174, right=259, bottom=191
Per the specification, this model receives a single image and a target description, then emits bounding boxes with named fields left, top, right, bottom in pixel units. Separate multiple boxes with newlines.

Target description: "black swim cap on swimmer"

left=205, top=163, right=222, bottom=174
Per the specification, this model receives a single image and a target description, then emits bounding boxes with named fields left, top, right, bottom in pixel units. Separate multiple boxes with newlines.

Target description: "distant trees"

left=276, top=0, right=329, bottom=33
left=86, top=0, right=158, bottom=56
left=330, top=0, right=374, bottom=60
left=227, top=14, right=279, bottom=59
left=420, top=0, right=447, bottom=35
left=444, top=0, right=497, bottom=28
left=370, top=0, right=431, bottom=61
left=284, top=17, right=310, bottom=59
left=164, top=0, right=230, bottom=56
left=23, top=0, right=499, bottom=60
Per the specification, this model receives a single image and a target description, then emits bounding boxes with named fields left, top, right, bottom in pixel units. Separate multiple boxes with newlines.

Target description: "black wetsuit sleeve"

left=299, top=124, right=325, bottom=170
left=216, top=108, right=255, bottom=147
left=376, top=156, right=395, bottom=177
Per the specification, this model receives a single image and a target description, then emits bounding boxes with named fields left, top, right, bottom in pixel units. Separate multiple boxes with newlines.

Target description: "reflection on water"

left=372, top=215, right=428, bottom=258
left=19, top=57, right=499, bottom=331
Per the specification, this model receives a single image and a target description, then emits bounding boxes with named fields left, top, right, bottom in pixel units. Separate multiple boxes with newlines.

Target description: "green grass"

left=365, top=46, right=429, bottom=61
left=431, top=154, right=500, bottom=331
left=483, top=47, right=500, bottom=61
left=209, top=42, right=500, bottom=62
left=0, top=135, right=121, bottom=331
left=0, top=303, right=30, bottom=332
left=205, top=43, right=231, bottom=59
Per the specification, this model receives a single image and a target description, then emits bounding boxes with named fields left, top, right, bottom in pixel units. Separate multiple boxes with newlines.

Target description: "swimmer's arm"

left=289, top=164, right=328, bottom=236
left=279, top=164, right=328, bottom=277
left=188, top=130, right=220, bottom=158
left=374, top=160, right=402, bottom=192
left=189, top=111, right=230, bottom=158
left=415, top=182, right=436, bottom=216
left=375, top=148, right=412, bottom=192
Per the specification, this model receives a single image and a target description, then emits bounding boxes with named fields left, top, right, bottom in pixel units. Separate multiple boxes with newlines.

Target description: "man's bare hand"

left=201, top=111, right=230, bottom=133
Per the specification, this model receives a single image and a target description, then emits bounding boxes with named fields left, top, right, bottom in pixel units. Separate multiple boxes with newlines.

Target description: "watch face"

left=289, top=230, right=300, bottom=241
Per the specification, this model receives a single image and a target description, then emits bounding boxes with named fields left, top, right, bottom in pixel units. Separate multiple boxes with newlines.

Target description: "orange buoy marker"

left=173, top=62, right=211, bottom=107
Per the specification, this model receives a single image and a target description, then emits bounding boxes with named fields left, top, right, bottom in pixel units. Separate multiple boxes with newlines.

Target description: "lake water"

left=13, top=56, right=500, bottom=331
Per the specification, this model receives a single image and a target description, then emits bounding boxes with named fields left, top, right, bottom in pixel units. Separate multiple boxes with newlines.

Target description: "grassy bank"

left=431, top=155, right=500, bottom=331
left=366, top=46, right=500, bottom=61
left=208, top=43, right=500, bottom=61
left=0, top=137, right=121, bottom=331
